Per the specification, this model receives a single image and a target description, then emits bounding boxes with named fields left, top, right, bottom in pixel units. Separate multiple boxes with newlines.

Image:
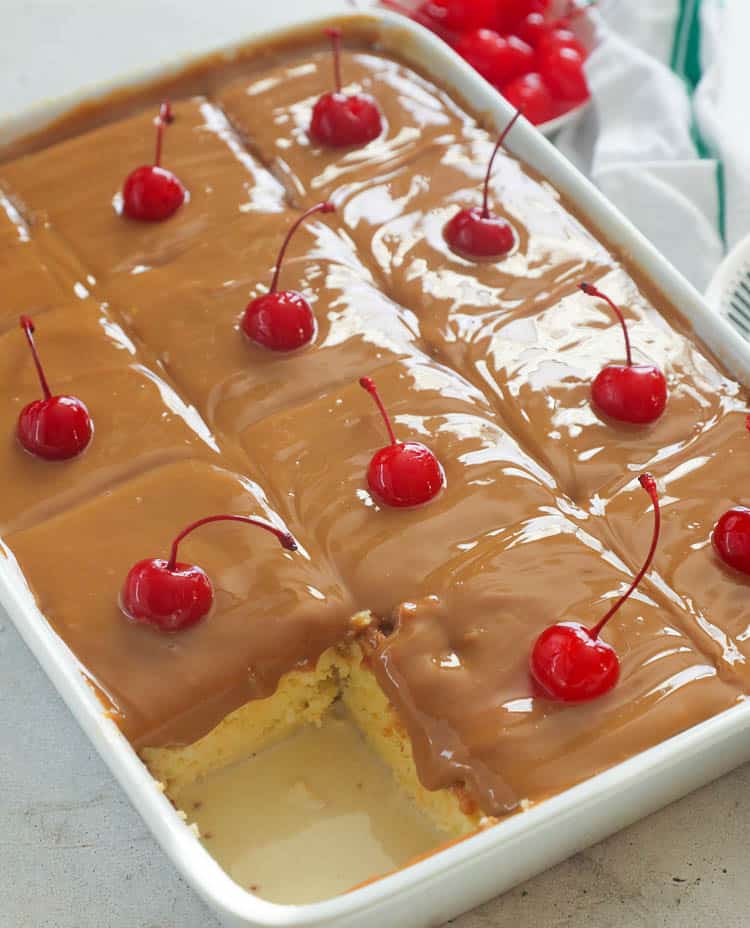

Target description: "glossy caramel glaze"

left=0, top=29, right=747, bottom=814
left=7, top=460, right=355, bottom=747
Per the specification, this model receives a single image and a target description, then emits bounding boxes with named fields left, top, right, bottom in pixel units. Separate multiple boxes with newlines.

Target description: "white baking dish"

left=3, top=9, right=750, bottom=928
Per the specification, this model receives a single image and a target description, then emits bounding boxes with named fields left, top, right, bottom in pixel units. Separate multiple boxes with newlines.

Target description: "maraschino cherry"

left=580, top=282, right=668, bottom=425
left=530, top=473, right=661, bottom=703
left=538, top=44, right=589, bottom=103
left=17, top=315, right=93, bottom=461
left=309, top=28, right=383, bottom=148
left=122, top=101, right=185, bottom=222
left=495, top=0, right=549, bottom=32
left=456, top=30, right=534, bottom=87
left=517, top=11, right=549, bottom=46
left=242, top=202, right=335, bottom=352
left=420, top=0, right=496, bottom=32
left=443, top=107, right=522, bottom=260
left=713, top=507, right=750, bottom=577
left=501, top=73, right=556, bottom=126
left=359, top=376, right=444, bottom=509
left=713, top=418, right=750, bottom=577
left=121, top=514, right=297, bottom=632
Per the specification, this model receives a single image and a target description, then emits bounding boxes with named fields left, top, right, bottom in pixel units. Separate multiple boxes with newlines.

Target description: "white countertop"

left=2, top=2, right=750, bottom=926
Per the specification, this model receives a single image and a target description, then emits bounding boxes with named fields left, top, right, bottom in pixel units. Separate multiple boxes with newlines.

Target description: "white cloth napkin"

left=556, top=0, right=749, bottom=293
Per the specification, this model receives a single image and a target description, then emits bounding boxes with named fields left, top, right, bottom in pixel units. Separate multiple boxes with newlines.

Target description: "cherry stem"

left=154, top=101, right=173, bottom=168
left=580, top=282, right=633, bottom=368
left=360, top=377, right=398, bottom=447
left=589, top=473, right=660, bottom=639
left=19, top=315, right=52, bottom=401
left=326, top=27, right=343, bottom=94
left=269, top=201, right=335, bottom=294
left=482, top=108, right=523, bottom=219
left=166, top=514, right=297, bottom=571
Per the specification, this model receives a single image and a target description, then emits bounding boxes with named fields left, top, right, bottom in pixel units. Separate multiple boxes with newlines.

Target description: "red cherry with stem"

left=501, top=73, right=556, bottom=125
left=713, top=508, right=750, bottom=577
left=309, top=28, right=383, bottom=148
left=242, top=202, right=335, bottom=353
left=16, top=315, right=93, bottom=461
left=581, top=282, right=668, bottom=425
left=121, top=514, right=297, bottom=632
left=456, top=30, right=534, bottom=86
left=539, top=45, right=589, bottom=102
left=122, top=102, right=185, bottom=222
left=443, top=108, right=522, bottom=260
left=530, top=473, right=661, bottom=703
left=359, top=376, right=444, bottom=509
left=419, top=0, right=496, bottom=31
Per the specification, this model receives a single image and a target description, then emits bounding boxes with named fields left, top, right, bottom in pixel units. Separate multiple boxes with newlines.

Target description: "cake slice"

left=352, top=514, right=741, bottom=827
left=5, top=459, right=356, bottom=771
left=240, top=356, right=564, bottom=617
left=218, top=46, right=468, bottom=206
left=600, top=411, right=750, bottom=689
left=0, top=98, right=286, bottom=279
left=337, top=133, right=616, bottom=340
left=0, top=301, right=222, bottom=534
left=109, top=212, right=428, bottom=435
left=427, top=267, right=747, bottom=502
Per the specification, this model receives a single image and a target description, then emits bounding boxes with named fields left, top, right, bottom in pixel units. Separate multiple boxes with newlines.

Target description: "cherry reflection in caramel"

left=580, top=282, right=668, bottom=425
left=17, top=315, right=93, bottom=461
left=443, top=108, right=522, bottom=260
left=242, top=202, right=335, bottom=353
left=122, top=101, right=185, bottom=222
left=309, top=28, right=383, bottom=149
left=359, top=377, right=444, bottom=509
left=531, top=473, right=661, bottom=703
left=121, top=514, right=297, bottom=632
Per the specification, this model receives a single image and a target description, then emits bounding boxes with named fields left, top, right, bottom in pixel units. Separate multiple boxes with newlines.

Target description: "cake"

left=1, top=22, right=748, bottom=868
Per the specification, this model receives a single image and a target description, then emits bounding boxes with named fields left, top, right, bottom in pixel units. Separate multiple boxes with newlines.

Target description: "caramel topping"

left=114, top=214, right=425, bottom=435
left=242, top=356, right=560, bottom=617
left=218, top=49, right=469, bottom=206
left=0, top=30, right=747, bottom=816
left=367, top=525, right=740, bottom=815
left=0, top=99, right=285, bottom=282
left=601, top=411, right=750, bottom=685
left=0, top=190, right=90, bottom=330
left=6, top=460, right=354, bottom=747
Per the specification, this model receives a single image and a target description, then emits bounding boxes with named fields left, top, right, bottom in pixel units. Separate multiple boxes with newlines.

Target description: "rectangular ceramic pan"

left=3, top=10, right=750, bottom=928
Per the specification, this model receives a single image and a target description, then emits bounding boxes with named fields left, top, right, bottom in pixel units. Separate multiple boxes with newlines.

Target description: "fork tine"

left=728, top=311, right=750, bottom=336
left=730, top=298, right=750, bottom=318
left=717, top=264, right=750, bottom=342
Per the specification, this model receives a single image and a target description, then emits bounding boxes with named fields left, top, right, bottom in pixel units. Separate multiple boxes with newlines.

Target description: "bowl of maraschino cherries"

left=380, top=0, right=597, bottom=133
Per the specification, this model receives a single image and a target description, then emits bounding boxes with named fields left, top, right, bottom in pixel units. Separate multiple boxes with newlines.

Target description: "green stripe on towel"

left=671, top=0, right=726, bottom=245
